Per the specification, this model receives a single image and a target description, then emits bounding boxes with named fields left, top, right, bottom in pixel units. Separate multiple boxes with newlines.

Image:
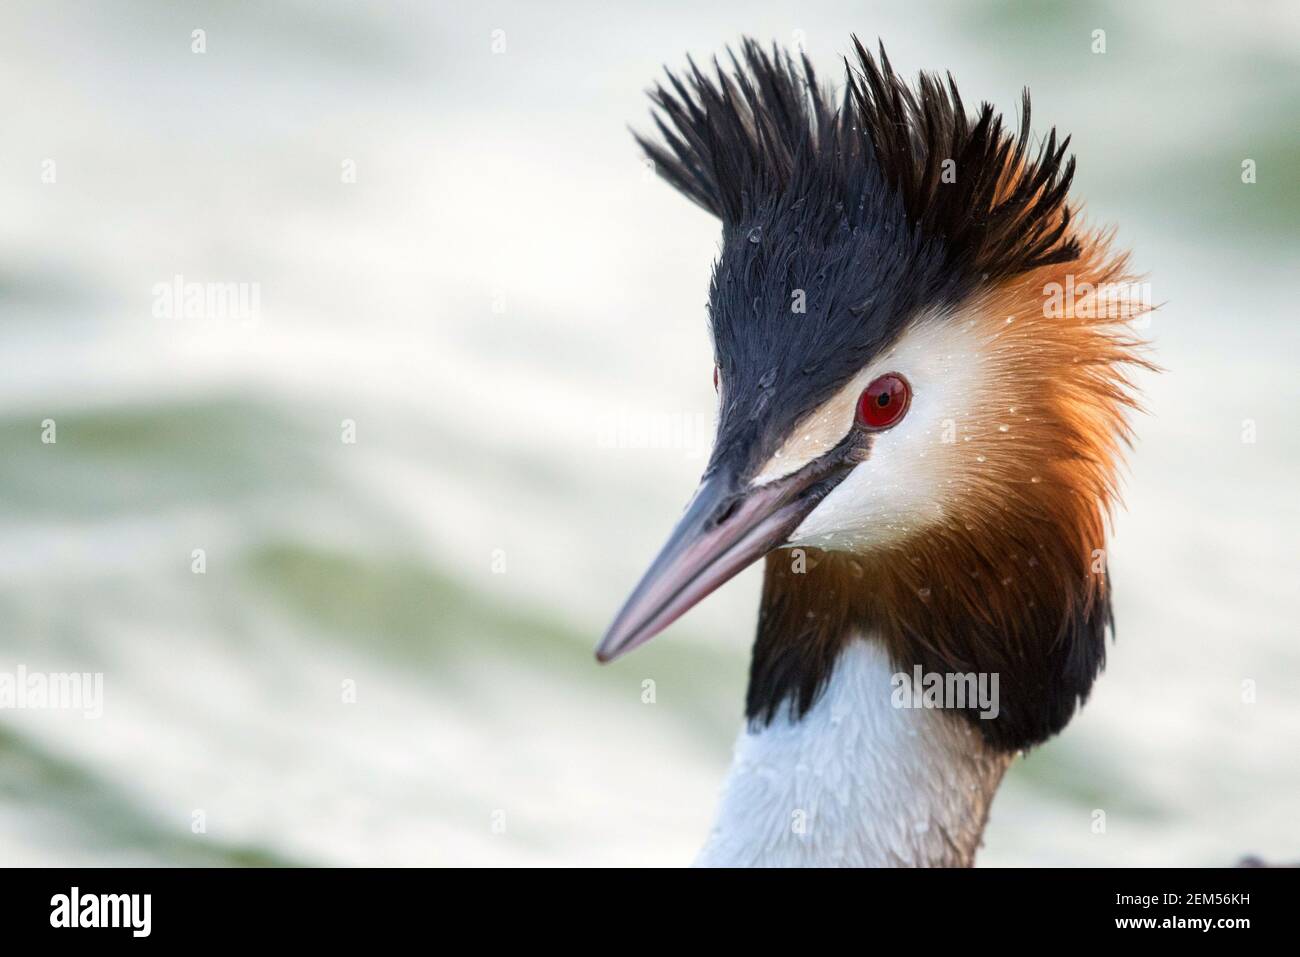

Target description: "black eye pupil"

left=876, top=392, right=890, bottom=407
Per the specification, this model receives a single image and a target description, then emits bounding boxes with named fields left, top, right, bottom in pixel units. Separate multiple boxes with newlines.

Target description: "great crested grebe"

left=597, top=37, right=1149, bottom=867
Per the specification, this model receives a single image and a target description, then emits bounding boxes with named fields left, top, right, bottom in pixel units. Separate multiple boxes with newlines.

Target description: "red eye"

left=713, top=364, right=720, bottom=393
left=856, top=373, right=911, bottom=430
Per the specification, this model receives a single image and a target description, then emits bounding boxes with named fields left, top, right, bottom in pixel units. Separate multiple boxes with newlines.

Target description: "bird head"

left=597, top=38, right=1149, bottom=746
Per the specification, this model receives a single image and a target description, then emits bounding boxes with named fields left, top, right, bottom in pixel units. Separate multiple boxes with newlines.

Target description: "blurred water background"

left=0, top=0, right=1296, bottom=866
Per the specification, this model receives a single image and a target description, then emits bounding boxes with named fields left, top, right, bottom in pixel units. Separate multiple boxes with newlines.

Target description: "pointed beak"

left=595, top=456, right=851, bottom=663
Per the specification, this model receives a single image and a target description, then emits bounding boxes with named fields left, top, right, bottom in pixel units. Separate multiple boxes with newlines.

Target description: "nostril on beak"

left=712, top=498, right=741, bottom=527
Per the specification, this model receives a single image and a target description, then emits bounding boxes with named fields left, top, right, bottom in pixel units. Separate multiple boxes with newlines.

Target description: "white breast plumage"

left=695, top=639, right=1011, bottom=868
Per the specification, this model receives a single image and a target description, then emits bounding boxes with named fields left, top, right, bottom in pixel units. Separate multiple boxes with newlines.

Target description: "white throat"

left=695, top=638, right=1011, bottom=867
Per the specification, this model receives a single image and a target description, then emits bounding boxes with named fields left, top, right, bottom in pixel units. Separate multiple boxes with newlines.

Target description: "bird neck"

left=695, top=638, right=1012, bottom=867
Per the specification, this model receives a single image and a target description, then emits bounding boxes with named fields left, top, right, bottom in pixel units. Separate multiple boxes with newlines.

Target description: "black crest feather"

left=636, top=36, right=1080, bottom=283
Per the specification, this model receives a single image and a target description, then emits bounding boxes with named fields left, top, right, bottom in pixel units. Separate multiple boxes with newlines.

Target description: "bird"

left=594, top=36, right=1153, bottom=867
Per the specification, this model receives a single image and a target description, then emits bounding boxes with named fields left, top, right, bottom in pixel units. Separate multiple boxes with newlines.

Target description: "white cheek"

left=787, top=316, right=988, bottom=552
left=789, top=405, right=945, bottom=550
